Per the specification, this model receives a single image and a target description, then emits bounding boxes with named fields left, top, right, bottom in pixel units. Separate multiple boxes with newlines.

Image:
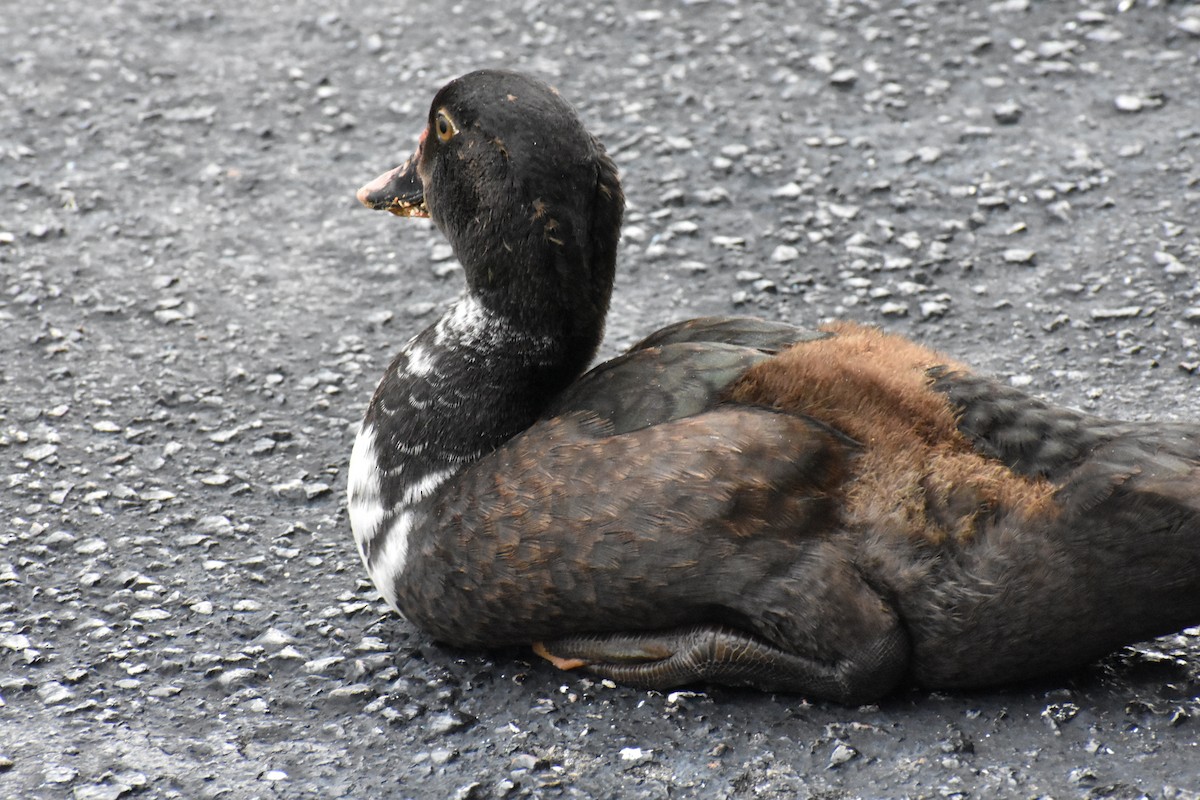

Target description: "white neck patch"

left=435, top=293, right=495, bottom=347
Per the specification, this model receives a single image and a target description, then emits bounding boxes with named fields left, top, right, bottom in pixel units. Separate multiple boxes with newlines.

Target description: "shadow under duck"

left=348, top=69, right=1200, bottom=704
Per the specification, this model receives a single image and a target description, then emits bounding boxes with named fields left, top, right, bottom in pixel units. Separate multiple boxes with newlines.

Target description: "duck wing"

left=928, top=368, right=1125, bottom=479
left=930, top=367, right=1200, bottom=489
left=544, top=317, right=833, bottom=436
left=628, top=316, right=827, bottom=353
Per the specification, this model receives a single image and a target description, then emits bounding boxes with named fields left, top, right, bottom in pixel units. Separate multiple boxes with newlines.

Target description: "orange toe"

left=532, top=641, right=588, bottom=671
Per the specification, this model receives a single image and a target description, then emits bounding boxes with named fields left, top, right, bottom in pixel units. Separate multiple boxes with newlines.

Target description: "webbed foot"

left=534, top=623, right=906, bottom=703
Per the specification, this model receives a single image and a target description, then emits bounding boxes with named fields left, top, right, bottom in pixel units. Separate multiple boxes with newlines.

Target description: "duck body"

left=349, top=70, right=1200, bottom=703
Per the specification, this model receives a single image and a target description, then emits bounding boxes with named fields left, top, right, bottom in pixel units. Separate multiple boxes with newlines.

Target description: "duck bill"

left=356, top=151, right=429, bottom=218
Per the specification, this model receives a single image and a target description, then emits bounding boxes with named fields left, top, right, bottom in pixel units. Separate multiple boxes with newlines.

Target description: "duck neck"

left=357, top=143, right=623, bottom=517
left=361, top=290, right=600, bottom=503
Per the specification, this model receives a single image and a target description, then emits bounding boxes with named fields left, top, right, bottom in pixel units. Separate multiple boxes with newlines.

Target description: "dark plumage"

left=347, top=69, right=1200, bottom=703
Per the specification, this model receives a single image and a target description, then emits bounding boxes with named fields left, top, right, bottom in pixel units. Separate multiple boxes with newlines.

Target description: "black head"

left=358, top=70, right=625, bottom=347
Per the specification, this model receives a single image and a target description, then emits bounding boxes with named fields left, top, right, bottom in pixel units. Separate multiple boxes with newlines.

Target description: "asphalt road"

left=2, top=1, right=1200, bottom=798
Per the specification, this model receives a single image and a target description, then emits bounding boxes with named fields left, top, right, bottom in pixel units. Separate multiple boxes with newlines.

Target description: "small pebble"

left=270, top=645, right=305, bottom=661
left=37, top=681, right=74, bottom=705
left=1068, top=767, right=1097, bottom=785
left=920, top=300, right=949, bottom=319
left=1, top=634, right=31, bottom=651
left=694, top=187, right=731, bottom=205
left=303, top=656, right=345, bottom=673
left=272, top=479, right=307, bottom=500
left=1042, top=701, right=1080, bottom=728
left=258, top=628, right=297, bottom=647
left=44, top=765, right=77, bottom=782
left=428, top=710, right=476, bottom=736
left=1002, top=248, right=1037, bottom=265
left=511, top=753, right=545, bottom=771
left=619, top=746, right=653, bottom=763
left=771, top=182, right=803, bottom=199
left=430, top=748, right=458, bottom=766
left=992, top=101, right=1023, bottom=125
left=196, top=515, right=233, bottom=535
left=72, top=784, right=127, bottom=800
left=1175, top=17, right=1200, bottom=37
left=215, top=668, right=257, bottom=689
left=622, top=225, right=647, bottom=242
left=406, top=301, right=437, bottom=318
left=22, top=443, right=58, bottom=462
left=304, top=482, right=331, bottom=500
left=938, top=725, right=975, bottom=755
left=130, top=608, right=171, bottom=622
left=771, top=244, right=800, bottom=263
left=829, top=69, right=858, bottom=88
left=827, top=203, right=860, bottom=220
left=74, top=538, right=108, bottom=555
left=209, top=427, right=242, bottom=444
left=1089, top=306, right=1142, bottom=320
left=828, top=742, right=859, bottom=768
left=916, top=146, right=942, bottom=163
left=1114, top=94, right=1144, bottom=113
left=451, top=782, right=483, bottom=800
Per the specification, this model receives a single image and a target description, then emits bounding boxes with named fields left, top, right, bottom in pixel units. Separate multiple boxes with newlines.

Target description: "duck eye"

left=434, top=110, right=457, bottom=143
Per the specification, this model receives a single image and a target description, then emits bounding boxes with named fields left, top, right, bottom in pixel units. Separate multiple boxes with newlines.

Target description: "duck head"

left=358, top=70, right=625, bottom=351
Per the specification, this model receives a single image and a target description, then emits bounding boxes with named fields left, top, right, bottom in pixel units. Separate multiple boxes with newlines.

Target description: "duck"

left=347, top=69, right=1200, bottom=704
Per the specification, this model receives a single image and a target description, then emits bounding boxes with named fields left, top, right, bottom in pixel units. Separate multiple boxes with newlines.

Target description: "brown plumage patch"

left=727, top=322, right=1059, bottom=544
left=543, top=217, right=564, bottom=246
left=530, top=199, right=564, bottom=243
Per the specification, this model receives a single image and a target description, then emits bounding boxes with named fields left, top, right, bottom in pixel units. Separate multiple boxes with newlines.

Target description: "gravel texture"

left=3, top=1, right=1200, bottom=798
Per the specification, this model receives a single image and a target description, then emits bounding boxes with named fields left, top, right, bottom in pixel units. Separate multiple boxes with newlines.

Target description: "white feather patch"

left=367, top=510, right=413, bottom=611
left=402, top=466, right=457, bottom=506
left=436, top=293, right=491, bottom=346
left=347, top=423, right=385, bottom=566
left=407, top=345, right=435, bottom=377
left=348, top=423, right=464, bottom=615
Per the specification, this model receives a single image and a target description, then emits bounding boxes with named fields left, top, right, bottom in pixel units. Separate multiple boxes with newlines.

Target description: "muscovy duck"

left=348, top=69, right=1200, bottom=703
